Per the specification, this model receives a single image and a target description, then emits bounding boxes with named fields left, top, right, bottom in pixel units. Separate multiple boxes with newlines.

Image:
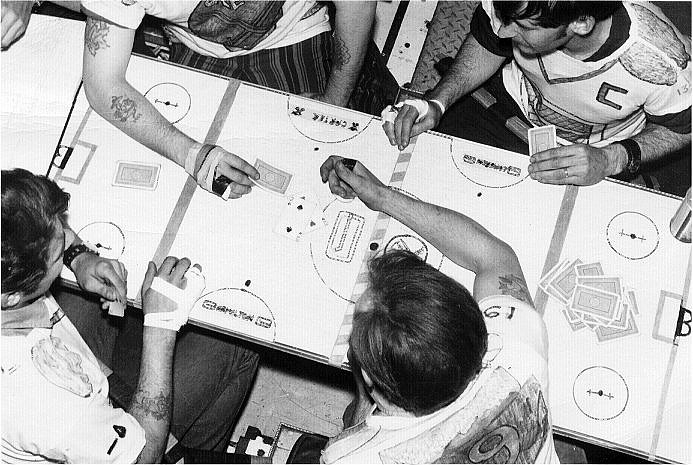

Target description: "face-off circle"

left=144, top=83, right=191, bottom=124
left=450, top=139, right=529, bottom=188
left=77, top=222, right=126, bottom=259
left=287, top=96, right=373, bottom=143
left=190, top=288, right=276, bottom=342
left=573, top=366, right=629, bottom=420
left=606, top=211, right=659, bottom=260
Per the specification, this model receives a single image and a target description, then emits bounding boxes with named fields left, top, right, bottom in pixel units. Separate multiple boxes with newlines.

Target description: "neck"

left=372, top=391, right=416, bottom=417
left=562, top=16, right=613, bottom=60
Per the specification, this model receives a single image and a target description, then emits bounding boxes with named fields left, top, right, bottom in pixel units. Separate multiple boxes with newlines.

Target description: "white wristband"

left=428, top=99, right=446, bottom=115
left=402, top=99, right=429, bottom=122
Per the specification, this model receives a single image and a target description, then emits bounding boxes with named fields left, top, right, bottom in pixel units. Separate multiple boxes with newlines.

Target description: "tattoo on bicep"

left=498, top=274, right=532, bottom=303
left=332, top=35, right=352, bottom=69
left=85, top=18, right=111, bottom=56
left=111, top=95, right=142, bottom=123
left=130, top=390, right=171, bottom=421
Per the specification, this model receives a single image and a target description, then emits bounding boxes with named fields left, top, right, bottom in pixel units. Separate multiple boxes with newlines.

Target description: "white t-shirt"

left=481, top=1, right=691, bottom=146
left=82, top=1, right=331, bottom=58
left=1, top=294, right=145, bottom=463
left=322, top=295, right=559, bottom=464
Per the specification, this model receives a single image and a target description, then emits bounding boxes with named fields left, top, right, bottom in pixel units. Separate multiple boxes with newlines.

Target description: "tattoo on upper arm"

left=332, top=35, right=351, bottom=69
left=130, top=390, right=171, bottom=421
left=498, top=274, right=532, bottom=303
left=111, top=96, right=142, bottom=122
left=85, top=18, right=110, bottom=56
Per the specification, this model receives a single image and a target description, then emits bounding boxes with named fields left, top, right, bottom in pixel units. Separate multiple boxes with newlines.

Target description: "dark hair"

left=2, top=169, right=70, bottom=295
left=494, top=1, right=620, bottom=28
left=349, top=250, right=487, bottom=416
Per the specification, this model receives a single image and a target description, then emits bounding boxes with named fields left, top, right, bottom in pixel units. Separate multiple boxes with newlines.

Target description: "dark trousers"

left=53, top=287, right=259, bottom=451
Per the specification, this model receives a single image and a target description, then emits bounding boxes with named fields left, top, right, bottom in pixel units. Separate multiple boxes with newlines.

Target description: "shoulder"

left=620, top=2, right=691, bottom=85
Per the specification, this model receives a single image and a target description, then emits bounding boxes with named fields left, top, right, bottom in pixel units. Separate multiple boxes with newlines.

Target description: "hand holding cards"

left=183, top=143, right=258, bottom=200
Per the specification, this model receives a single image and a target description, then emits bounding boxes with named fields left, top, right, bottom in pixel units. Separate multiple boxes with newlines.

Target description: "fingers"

left=221, top=151, right=260, bottom=181
left=320, top=156, right=341, bottom=183
left=169, top=257, right=191, bottom=282
left=393, top=106, right=420, bottom=150
left=97, top=261, right=128, bottom=301
left=327, top=169, right=354, bottom=198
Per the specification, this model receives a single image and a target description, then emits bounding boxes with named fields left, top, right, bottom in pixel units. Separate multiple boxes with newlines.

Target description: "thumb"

left=141, top=261, right=157, bottom=294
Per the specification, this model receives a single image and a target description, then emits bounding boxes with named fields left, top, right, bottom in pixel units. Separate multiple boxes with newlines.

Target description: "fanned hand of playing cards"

left=273, top=192, right=328, bottom=241
left=540, top=258, right=639, bottom=342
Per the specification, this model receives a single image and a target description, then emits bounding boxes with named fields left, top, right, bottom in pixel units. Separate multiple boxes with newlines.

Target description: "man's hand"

left=71, top=253, right=128, bottom=306
left=210, top=147, right=260, bottom=199
left=320, top=156, right=386, bottom=211
left=528, top=143, right=625, bottom=186
left=1, top=1, right=33, bottom=49
left=141, top=256, right=199, bottom=316
left=382, top=101, right=443, bottom=151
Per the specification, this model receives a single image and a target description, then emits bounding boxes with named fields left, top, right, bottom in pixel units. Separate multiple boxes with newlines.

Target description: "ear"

left=569, top=16, right=596, bottom=36
left=1, top=292, right=22, bottom=308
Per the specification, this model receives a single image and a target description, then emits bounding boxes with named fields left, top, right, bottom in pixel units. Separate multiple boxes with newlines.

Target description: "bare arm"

left=320, top=157, right=532, bottom=304
left=82, top=17, right=196, bottom=166
left=320, top=1, right=376, bottom=106
left=384, top=32, right=506, bottom=149
left=529, top=122, right=691, bottom=185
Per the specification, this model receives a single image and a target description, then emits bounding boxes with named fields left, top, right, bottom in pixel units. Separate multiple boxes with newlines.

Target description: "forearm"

left=84, top=79, right=197, bottom=167
left=50, top=1, right=82, bottom=12
left=324, top=1, right=376, bottom=106
left=129, top=328, right=176, bottom=464
left=427, top=33, right=506, bottom=110
left=377, top=188, right=513, bottom=276
left=605, top=123, right=690, bottom=175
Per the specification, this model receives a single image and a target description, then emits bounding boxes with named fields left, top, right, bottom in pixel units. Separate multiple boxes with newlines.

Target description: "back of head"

left=349, top=250, right=488, bottom=416
left=2, top=169, right=70, bottom=296
left=494, top=1, right=621, bottom=28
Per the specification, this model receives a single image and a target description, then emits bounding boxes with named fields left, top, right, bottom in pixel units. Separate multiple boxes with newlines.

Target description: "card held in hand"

left=528, top=125, right=557, bottom=155
left=255, top=159, right=292, bottom=194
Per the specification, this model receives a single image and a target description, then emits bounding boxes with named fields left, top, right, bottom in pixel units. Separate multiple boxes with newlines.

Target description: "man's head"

left=493, top=1, right=621, bottom=54
left=2, top=169, right=69, bottom=308
left=349, top=250, right=488, bottom=416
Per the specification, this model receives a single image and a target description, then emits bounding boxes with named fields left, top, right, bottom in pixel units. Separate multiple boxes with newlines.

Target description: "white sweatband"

left=184, top=144, right=200, bottom=177
left=428, top=99, right=446, bottom=115
left=143, top=267, right=206, bottom=331
left=381, top=100, right=430, bottom=125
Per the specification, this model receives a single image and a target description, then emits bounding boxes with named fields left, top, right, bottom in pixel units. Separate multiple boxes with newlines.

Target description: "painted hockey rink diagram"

left=47, top=57, right=690, bottom=463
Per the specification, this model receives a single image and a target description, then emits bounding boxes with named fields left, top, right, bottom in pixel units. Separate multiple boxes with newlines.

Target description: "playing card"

left=273, top=193, right=317, bottom=241
left=595, top=311, right=639, bottom=342
left=255, top=159, right=292, bottom=194
left=113, top=161, right=160, bottom=190
left=571, top=285, right=621, bottom=322
left=539, top=259, right=569, bottom=291
left=107, top=299, right=126, bottom=317
left=528, top=125, right=556, bottom=155
left=576, top=262, right=604, bottom=276
left=304, top=209, right=328, bottom=235
left=549, top=259, right=582, bottom=301
left=576, top=276, right=622, bottom=296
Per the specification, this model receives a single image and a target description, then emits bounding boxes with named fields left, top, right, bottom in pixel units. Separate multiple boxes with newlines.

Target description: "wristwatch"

left=63, top=243, right=99, bottom=269
left=613, top=138, right=641, bottom=175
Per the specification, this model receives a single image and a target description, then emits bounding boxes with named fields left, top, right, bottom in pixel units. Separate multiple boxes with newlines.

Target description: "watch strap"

left=63, top=243, right=99, bottom=269
left=613, top=138, right=641, bottom=174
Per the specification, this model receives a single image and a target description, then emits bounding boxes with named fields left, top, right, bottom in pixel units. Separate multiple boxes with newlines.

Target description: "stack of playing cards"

left=273, top=192, right=328, bottom=241
left=540, top=259, right=639, bottom=342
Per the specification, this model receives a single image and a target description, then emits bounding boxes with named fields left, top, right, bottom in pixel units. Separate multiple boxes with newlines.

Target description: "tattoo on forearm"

left=111, top=95, right=142, bottom=122
left=332, top=35, right=352, bottom=69
left=131, top=390, right=171, bottom=421
left=85, top=18, right=110, bottom=56
left=498, top=274, right=532, bottom=303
